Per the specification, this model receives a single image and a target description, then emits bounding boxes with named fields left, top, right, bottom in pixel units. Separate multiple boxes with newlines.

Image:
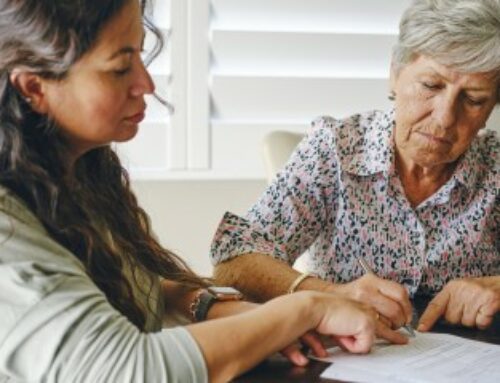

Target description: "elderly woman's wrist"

left=290, top=273, right=335, bottom=294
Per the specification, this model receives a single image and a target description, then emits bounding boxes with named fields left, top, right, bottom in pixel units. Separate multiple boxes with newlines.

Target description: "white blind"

left=115, top=0, right=499, bottom=180
left=210, top=0, right=411, bottom=178
left=117, top=0, right=181, bottom=178
left=118, top=0, right=212, bottom=178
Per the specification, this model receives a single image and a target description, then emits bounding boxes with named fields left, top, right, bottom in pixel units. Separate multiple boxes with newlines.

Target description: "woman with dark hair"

left=0, top=0, right=393, bottom=382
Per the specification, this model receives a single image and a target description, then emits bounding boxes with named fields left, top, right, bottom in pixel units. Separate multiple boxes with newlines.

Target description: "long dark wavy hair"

left=0, top=0, right=209, bottom=330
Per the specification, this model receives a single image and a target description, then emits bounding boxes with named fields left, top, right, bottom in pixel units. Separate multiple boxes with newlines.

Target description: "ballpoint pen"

left=356, top=257, right=416, bottom=338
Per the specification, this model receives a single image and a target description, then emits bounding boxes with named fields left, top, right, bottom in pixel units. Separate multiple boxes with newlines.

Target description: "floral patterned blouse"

left=210, top=109, right=499, bottom=297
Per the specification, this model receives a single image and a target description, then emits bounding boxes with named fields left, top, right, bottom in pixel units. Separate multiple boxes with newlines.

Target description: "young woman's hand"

left=309, top=293, right=378, bottom=353
left=208, top=300, right=328, bottom=366
left=326, top=274, right=411, bottom=344
left=332, top=274, right=412, bottom=328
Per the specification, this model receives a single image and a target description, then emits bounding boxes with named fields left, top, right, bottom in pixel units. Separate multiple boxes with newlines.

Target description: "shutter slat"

left=211, top=76, right=392, bottom=120
left=212, top=31, right=396, bottom=78
left=212, top=0, right=409, bottom=34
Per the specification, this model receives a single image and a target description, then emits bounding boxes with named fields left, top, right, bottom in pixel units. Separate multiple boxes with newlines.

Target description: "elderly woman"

left=212, top=0, right=500, bottom=333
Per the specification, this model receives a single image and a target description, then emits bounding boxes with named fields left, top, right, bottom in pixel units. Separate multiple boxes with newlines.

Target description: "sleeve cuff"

left=161, top=327, right=209, bottom=383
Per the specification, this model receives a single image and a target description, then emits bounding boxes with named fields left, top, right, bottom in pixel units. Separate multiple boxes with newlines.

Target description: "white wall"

left=131, top=180, right=267, bottom=277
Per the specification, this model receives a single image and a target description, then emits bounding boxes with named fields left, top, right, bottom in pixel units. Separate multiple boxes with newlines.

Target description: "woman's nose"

left=130, top=62, right=155, bottom=97
left=433, top=93, right=458, bottom=130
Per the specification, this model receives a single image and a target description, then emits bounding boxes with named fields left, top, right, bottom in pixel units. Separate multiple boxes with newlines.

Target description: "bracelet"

left=189, top=290, right=205, bottom=321
left=288, top=272, right=314, bottom=294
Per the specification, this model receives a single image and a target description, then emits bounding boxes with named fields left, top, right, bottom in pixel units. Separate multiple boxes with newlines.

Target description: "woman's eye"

left=114, top=67, right=131, bottom=76
left=422, top=82, right=441, bottom=90
left=465, top=96, right=486, bottom=107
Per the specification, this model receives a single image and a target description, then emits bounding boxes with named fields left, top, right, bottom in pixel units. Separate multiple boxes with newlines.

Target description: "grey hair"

left=392, top=0, right=500, bottom=75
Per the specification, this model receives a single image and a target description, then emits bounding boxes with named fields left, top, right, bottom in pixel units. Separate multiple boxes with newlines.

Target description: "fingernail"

left=417, top=324, right=425, bottom=331
left=299, top=355, right=309, bottom=365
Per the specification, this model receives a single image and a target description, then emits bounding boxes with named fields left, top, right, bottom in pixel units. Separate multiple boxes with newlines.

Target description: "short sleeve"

left=0, top=207, right=208, bottom=383
left=210, top=117, right=340, bottom=266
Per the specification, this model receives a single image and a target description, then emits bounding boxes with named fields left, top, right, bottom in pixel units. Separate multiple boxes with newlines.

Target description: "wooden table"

left=234, top=295, right=500, bottom=382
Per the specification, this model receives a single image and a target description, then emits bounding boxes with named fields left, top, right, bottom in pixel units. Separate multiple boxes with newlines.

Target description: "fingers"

left=352, top=275, right=412, bottom=329
left=375, top=319, right=409, bottom=345
left=460, top=304, right=477, bottom=327
left=300, top=331, right=327, bottom=358
left=331, top=335, right=350, bottom=352
left=445, top=302, right=464, bottom=325
left=280, top=331, right=327, bottom=366
left=418, top=290, right=450, bottom=331
left=335, top=307, right=377, bottom=354
left=475, top=300, right=498, bottom=329
left=476, top=309, right=494, bottom=329
left=419, top=279, right=500, bottom=330
left=377, top=279, right=413, bottom=324
left=335, top=331, right=374, bottom=354
left=322, top=309, right=406, bottom=354
left=377, top=313, right=393, bottom=329
left=280, top=343, right=309, bottom=366
left=461, top=301, right=495, bottom=328
left=364, top=290, right=408, bottom=329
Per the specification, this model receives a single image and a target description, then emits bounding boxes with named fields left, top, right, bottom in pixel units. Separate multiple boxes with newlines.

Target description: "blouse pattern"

left=210, top=109, right=499, bottom=297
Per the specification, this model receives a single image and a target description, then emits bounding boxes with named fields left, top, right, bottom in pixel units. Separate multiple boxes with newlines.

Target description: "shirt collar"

left=342, top=109, right=395, bottom=177
left=342, top=111, right=495, bottom=192
left=451, top=131, right=495, bottom=191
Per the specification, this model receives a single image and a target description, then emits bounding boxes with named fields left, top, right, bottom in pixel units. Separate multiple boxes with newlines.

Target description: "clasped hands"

left=203, top=274, right=499, bottom=368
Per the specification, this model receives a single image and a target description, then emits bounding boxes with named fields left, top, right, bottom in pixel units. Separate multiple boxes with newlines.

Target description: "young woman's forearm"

left=187, top=292, right=316, bottom=383
left=161, top=279, right=261, bottom=323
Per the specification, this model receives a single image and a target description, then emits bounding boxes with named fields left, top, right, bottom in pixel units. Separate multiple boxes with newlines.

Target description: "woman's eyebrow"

left=108, top=31, right=146, bottom=60
left=108, top=47, right=135, bottom=60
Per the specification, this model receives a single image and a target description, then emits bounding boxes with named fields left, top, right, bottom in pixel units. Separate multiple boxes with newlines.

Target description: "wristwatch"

left=208, top=286, right=244, bottom=301
left=190, top=286, right=243, bottom=322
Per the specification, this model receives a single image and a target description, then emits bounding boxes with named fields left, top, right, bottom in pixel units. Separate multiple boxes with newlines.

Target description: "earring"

left=388, top=91, right=396, bottom=101
left=24, top=97, right=32, bottom=104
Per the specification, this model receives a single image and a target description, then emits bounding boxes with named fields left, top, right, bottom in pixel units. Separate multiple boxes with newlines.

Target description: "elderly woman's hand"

left=418, top=276, right=500, bottom=331
left=331, top=274, right=413, bottom=332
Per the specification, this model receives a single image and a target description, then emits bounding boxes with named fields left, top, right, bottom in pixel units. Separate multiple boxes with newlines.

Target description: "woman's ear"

left=9, top=70, right=49, bottom=114
left=389, top=61, right=398, bottom=98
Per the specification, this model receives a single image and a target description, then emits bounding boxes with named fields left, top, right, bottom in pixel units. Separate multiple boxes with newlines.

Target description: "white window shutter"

left=118, top=0, right=417, bottom=180
left=117, top=0, right=212, bottom=179
left=210, top=0, right=411, bottom=178
left=117, top=0, right=183, bottom=179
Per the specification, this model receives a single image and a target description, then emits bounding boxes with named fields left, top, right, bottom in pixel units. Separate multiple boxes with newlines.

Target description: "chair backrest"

left=261, top=131, right=304, bottom=184
left=260, top=130, right=308, bottom=271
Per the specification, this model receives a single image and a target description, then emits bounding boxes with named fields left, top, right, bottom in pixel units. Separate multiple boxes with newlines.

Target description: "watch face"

left=208, top=286, right=243, bottom=300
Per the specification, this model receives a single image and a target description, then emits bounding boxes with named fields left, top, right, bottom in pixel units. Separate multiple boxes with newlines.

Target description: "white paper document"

left=316, top=332, right=500, bottom=383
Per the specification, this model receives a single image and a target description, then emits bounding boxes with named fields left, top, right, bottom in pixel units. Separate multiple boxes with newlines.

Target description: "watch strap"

left=190, top=290, right=217, bottom=322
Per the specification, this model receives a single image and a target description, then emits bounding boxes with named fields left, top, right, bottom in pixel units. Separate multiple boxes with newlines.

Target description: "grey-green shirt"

left=0, top=187, right=208, bottom=382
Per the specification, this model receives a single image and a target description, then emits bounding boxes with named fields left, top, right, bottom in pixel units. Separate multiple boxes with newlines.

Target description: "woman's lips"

left=124, top=111, right=145, bottom=124
left=417, top=131, right=451, bottom=145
